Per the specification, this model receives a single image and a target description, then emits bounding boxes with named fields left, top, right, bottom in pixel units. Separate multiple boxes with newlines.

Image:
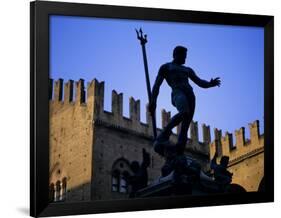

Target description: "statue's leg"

left=154, top=112, right=185, bottom=155
left=159, top=91, right=190, bottom=138
left=154, top=92, right=193, bottom=155
left=178, top=116, right=190, bottom=146
left=159, top=92, right=194, bottom=141
left=177, top=94, right=195, bottom=153
left=159, top=112, right=186, bottom=138
left=156, top=91, right=189, bottom=142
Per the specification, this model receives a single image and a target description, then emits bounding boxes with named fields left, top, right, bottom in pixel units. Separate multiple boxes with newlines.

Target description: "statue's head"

left=173, top=46, right=187, bottom=65
left=130, top=161, right=140, bottom=174
left=220, top=156, right=229, bottom=168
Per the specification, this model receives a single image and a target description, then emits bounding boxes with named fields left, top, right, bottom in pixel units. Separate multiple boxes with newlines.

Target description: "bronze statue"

left=128, top=148, right=150, bottom=197
left=149, top=46, right=221, bottom=156
left=135, top=31, right=226, bottom=196
left=210, top=152, right=233, bottom=186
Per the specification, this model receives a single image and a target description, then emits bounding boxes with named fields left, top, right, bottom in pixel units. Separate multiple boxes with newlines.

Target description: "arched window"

left=112, top=170, right=120, bottom=192
left=111, top=158, right=132, bottom=194
left=55, top=180, right=61, bottom=202
left=119, top=171, right=129, bottom=193
left=49, top=183, right=55, bottom=202
left=62, top=177, right=67, bottom=201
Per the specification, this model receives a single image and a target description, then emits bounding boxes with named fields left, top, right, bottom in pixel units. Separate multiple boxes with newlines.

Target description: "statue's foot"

left=154, top=133, right=170, bottom=147
left=153, top=138, right=170, bottom=156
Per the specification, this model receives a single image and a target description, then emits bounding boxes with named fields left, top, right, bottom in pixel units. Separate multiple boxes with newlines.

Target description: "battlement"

left=49, top=78, right=263, bottom=158
left=210, top=120, right=264, bottom=162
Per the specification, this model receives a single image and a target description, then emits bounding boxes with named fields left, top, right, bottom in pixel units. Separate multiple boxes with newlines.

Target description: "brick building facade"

left=49, top=78, right=264, bottom=202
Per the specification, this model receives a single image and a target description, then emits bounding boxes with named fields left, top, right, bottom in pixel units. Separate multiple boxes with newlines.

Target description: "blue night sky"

left=50, top=15, right=264, bottom=142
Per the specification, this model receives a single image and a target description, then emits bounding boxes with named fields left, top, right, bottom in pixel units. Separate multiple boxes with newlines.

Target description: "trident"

left=136, top=28, right=157, bottom=139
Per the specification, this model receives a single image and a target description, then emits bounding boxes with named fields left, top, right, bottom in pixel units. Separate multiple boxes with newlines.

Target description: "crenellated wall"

left=209, top=121, right=263, bottom=161
left=79, top=78, right=212, bottom=154
left=49, top=78, right=95, bottom=201
left=209, top=120, right=264, bottom=191
left=49, top=78, right=264, bottom=201
left=50, top=78, right=212, bottom=151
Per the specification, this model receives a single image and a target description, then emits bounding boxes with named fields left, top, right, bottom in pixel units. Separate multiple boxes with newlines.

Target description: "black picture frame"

left=30, top=1, right=274, bottom=217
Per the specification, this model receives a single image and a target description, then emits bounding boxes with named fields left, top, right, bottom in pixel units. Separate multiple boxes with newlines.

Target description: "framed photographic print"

left=30, top=0, right=274, bottom=217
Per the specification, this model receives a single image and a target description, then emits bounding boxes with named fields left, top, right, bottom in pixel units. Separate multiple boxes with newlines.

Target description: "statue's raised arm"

left=149, top=65, right=166, bottom=114
left=188, top=68, right=221, bottom=88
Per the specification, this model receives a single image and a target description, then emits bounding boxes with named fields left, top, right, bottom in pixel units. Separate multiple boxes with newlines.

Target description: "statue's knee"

left=154, top=143, right=164, bottom=156
left=179, top=111, right=188, bottom=119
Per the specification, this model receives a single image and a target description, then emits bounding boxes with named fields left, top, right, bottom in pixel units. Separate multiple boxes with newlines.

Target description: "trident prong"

left=135, top=28, right=157, bottom=138
left=136, top=28, right=147, bottom=45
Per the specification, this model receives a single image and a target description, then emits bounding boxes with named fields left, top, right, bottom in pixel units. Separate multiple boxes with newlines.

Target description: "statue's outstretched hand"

left=210, top=77, right=221, bottom=87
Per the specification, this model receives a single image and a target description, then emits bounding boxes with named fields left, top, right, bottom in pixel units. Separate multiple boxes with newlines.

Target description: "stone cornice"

left=228, top=146, right=264, bottom=167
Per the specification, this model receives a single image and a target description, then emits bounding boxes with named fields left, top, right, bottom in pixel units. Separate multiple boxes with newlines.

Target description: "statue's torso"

left=164, top=62, right=194, bottom=95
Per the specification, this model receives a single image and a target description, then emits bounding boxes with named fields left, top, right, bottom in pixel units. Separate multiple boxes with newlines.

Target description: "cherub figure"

left=210, top=152, right=233, bottom=186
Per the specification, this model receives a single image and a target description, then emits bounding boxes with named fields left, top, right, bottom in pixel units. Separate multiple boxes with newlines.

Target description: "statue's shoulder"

left=183, top=66, right=195, bottom=75
left=183, top=65, right=193, bottom=71
left=158, top=63, right=170, bottom=75
left=162, top=62, right=176, bottom=71
left=161, top=62, right=170, bottom=70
